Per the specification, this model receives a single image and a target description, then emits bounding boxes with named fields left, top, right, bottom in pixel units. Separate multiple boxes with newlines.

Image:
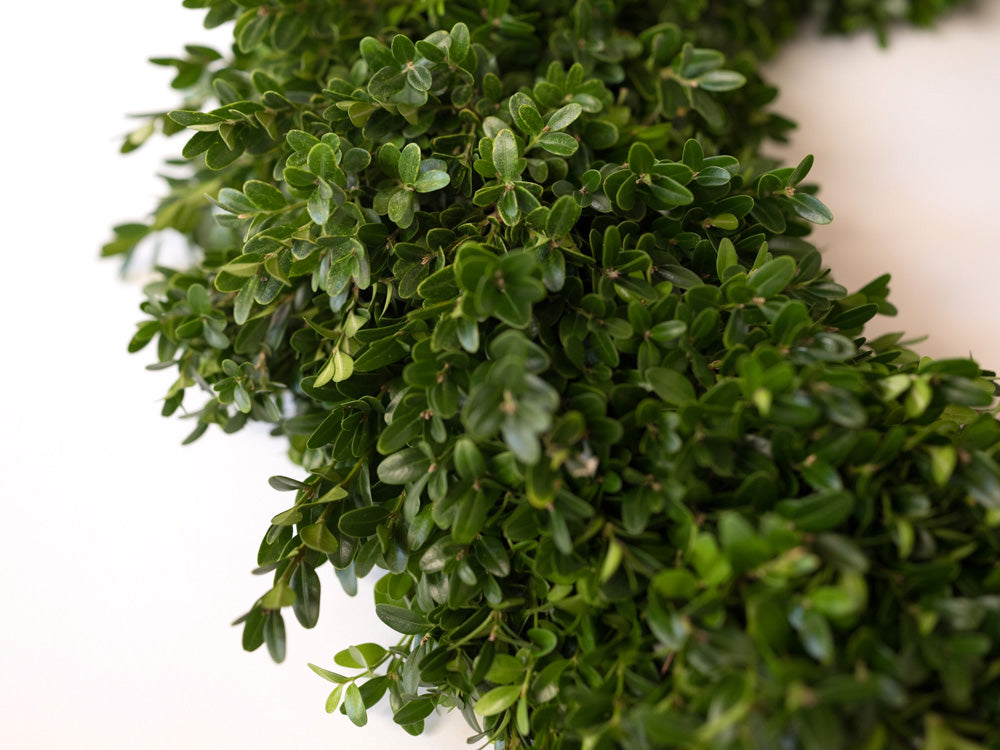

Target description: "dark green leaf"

left=789, top=192, right=833, bottom=224
left=393, top=697, right=436, bottom=725
left=628, top=142, right=656, bottom=174
left=375, top=604, right=427, bottom=635
left=263, top=611, right=286, bottom=663
left=377, top=449, right=431, bottom=484
left=749, top=255, right=797, bottom=297
left=647, top=368, right=696, bottom=406
left=547, top=195, right=581, bottom=238
left=291, top=564, right=321, bottom=629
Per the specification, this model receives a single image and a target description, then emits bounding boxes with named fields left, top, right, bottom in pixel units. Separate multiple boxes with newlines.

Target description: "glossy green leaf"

left=375, top=604, right=427, bottom=635
left=393, top=697, right=436, bottom=725
left=474, top=685, right=522, bottom=717
left=628, top=142, right=656, bottom=174
left=789, top=192, right=833, bottom=224
left=291, top=564, right=321, bottom=628
left=338, top=506, right=390, bottom=537
left=114, top=8, right=1000, bottom=745
left=547, top=194, right=581, bottom=238
left=546, top=103, right=582, bottom=131
left=537, top=132, right=578, bottom=156
left=749, top=255, right=797, bottom=297
left=263, top=611, right=286, bottom=662
left=493, top=129, right=519, bottom=181
left=300, top=522, right=339, bottom=554
left=377, top=449, right=431, bottom=484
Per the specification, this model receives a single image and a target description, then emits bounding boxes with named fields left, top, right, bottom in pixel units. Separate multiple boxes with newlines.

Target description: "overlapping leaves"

left=113, top=2, right=1000, bottom=749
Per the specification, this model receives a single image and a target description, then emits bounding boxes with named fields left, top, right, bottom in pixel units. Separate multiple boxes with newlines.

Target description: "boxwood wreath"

left=106, top=1, right=1000, bottom=748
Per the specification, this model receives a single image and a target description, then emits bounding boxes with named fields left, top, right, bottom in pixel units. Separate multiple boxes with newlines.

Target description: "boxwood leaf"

left=474, top=685, right=521, bottom=717
left=694, top=69, right=746, bottom=91
left=789, top=192, right=833, bottom=224
left=547, top=194, right=581, bottom=238
left=261, top=581, right=296, bottom=610
left=300, top=522, right=339, bottom=554
left=398, top=143, right=421, bottom=185
left=413, top=170, right=451, bottom=193
left=493, top=129, right=519, bottom=181
left=243, top=180, right=287, bottom=211
left=338, top=506, right=390, bottom=537
left=647, top=367, right=696, bottom=406
left=749, top=255, right=797, bottom=297
left=393, top=697, right=436, bottom=725
left=290, top=564, right=321, bottom=628
left=449, top=22, right=470, bottom=62
left=537, top=131, right=578, bottom=156
left=375, top=604, right=428, bottom=634
left=377, top=449, right=431, bottom=484
left=344, top=683, right=367, bottom=726
left=263, top=611, right=286, bottom=663
left=546, top=102, right=582, bottom=131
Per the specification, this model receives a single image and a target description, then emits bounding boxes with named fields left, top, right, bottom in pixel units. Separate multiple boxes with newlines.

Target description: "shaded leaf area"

left=113, top=1, right=993, bottom=749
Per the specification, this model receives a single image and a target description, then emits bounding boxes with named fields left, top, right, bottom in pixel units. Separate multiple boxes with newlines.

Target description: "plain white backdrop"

left=0, top=2, right=997, bottom=748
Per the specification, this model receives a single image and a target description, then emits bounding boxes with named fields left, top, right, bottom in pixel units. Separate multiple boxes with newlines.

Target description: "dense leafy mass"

left=108, top=1, right=1000, bottom=748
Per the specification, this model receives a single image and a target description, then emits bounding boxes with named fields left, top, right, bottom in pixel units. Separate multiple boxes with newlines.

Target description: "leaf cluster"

left=110, top=1, right=998, bottom=749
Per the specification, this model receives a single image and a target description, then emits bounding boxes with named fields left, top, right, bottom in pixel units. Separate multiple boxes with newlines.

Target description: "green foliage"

left=111, top=1, right=997, bottom=749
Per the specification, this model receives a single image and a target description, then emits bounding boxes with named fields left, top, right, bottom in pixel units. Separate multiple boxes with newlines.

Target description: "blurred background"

left=764, top=0, right=1000, bottom=363
left=0, top=2, right=997, bottom=748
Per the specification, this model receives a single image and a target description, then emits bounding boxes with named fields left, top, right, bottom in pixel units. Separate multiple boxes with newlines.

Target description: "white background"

left=0, top=2, right=997, bottom=748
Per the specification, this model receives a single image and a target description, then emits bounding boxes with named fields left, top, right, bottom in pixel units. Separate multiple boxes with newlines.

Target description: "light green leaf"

left=493, top=129, right=519, bottom=181
left=300, top=522, right=339, bottom=554
left=398, top=143, right=422, bottom=185
left=413, top=170, right=451, bottom=193
left=474, top=685, right=521, bottom=717
left=243, top=180, right=287, bottom=211
left=694, top=69, right=746, bottom=91
left=344, top=683, right=367, bottom=726
left=537, top=131, right=578, bottom=156
left=652, top=568, right=697, bottom=599
left=546, top=102, right=582, bottom=131
left=261, top=582, right=296, bottom=610
left=449, top=22, right=470, bottom=62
